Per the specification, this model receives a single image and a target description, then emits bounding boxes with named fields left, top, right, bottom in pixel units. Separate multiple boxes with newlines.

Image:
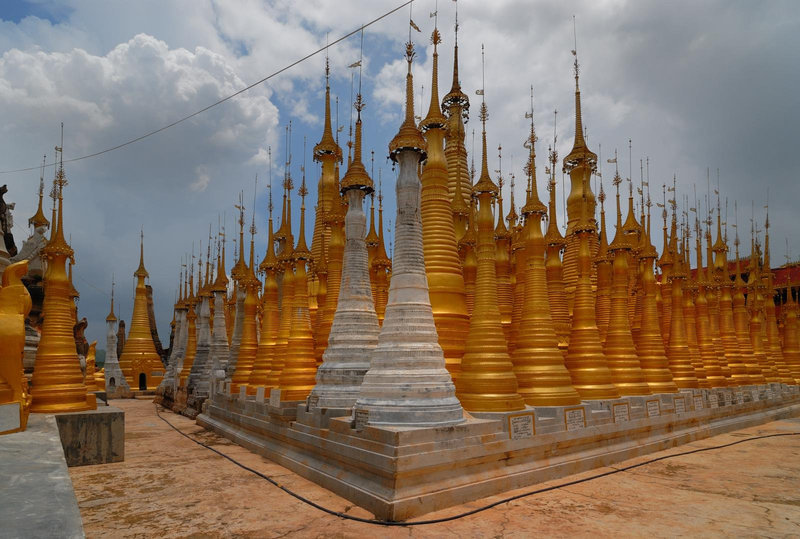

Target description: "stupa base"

left=197, top=382, right=800, bottom=521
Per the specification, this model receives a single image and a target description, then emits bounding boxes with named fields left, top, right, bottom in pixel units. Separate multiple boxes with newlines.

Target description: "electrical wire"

left=153, top=403, right=800, bottom=527
left=0, top=0, right=416, bottom=176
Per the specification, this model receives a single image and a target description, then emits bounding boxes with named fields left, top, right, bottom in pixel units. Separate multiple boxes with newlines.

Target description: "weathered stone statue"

left=0, top=260, right=33, bottom=434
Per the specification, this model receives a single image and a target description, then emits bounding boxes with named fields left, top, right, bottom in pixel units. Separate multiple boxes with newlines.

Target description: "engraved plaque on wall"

left=708, top=393, right=719, bottom=408
left=751, top=390, right=759, bottom=402
left=645, top=400, right=660, bottom=417
left=674, top=396, right=686, bottom=414
left=736, top=391, right=744, bottom=405
left=565, top=408, right=586, bottom=432
left=508, top=413, right=535, bottom=440
left=613, top=403, right=630, bottom=423
left=723, top=392, right=732, bottom=406
left=354, top=409, right=369, bottom=430
left=693, top=394, right=704, bottom=410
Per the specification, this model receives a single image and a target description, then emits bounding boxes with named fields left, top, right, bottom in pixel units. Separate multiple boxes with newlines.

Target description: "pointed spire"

left=29, top=156, right=50, bottom=229
left=389, top=40, right=427, bottom=161
left=442, top=2, right=468, bottom=112
left=313, top=58, right=343, bottom=161
left=420, top=26, right=446, bottom=130
left=340, top=92, right=374, bottom=192
left=134, top=228, right=148, bottom=279
left=106, top=277, right=117, bottom=322
left=562, top=23, right=598, bottom=175
left=522, top=89, right=546, bottom=218
left=295, top=171, right=311, bottom=258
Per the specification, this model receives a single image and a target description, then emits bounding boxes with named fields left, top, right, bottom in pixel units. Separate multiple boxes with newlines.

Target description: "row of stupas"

left=150, top=18, right=800, bottom=421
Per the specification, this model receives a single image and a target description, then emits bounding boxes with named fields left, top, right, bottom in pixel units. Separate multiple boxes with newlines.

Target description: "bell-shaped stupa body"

left=354, top=42, right=464, bottom=426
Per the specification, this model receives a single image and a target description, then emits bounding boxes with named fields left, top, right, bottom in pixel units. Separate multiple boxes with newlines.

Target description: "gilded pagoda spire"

left=731, top=214, right=764, bottom=384
left=635, top=195, right=678, bottom=393
left=270, top=164, right=296, bottom=386
left=30, top=143, right=96, bottom=412
left=279, top=173, right=318, bottom=401
left=681, top=224, right=710, bottom=388
left=782, top=286, right=800, bottom=383
left=715, top=208, right=747, bottom=385
left=251, top=190, right=280, bottom=389
left=457, top=48, right=525, bottom=412
left=595, top=181, right=612, bottom=344
left=603, top=174, right=650, bottom=396
left=664, top=198, right=699, bottom=389
left=442, top=7, right=471, bottom=208
left=561, top=41, right=599, bottom=310
left=230, top=198, right=260, bottom=393
left=372, top=177, right=391, bottom=324
left=494, top=147, right=513, bottom=341
left=545, top=139, right=570, bottom=352
left=694, top=215, right=727, bottom=387
left=511, top=115, right=580, bottom=405
left=313, top=66, right=345, bottom=365
left=28, top=161, right=50, bottom=230
left=419, top=25, right=469, bottom=379
left=762, top=209, right=794, bottom=383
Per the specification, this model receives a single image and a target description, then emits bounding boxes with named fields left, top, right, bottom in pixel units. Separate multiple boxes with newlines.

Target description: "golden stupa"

left=419, top=27, right=469, bottom=379
left=30, top=158, right=97, bottom=412
left=0, top=260, right=33, bottom=433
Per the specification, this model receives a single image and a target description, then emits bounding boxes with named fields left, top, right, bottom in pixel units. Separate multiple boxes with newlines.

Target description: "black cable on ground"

left=154, top=403, right=799, bottom=527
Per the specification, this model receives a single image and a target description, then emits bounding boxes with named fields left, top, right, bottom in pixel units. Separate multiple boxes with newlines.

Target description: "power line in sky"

left=0, top=0, right=415, bottom=176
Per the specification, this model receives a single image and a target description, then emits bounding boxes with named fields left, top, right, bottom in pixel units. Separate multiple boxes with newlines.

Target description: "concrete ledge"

left=0, top=414, right=85, bottom=538
left=198, top=388, right=800, bottom=521
left=55, top=406, right=125, bottom=467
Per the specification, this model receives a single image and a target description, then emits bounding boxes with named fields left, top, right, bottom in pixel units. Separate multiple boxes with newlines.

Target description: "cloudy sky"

left=1, top=0, right=798, bottom=350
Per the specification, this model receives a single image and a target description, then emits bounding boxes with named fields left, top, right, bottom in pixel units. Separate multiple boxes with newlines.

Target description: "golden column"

left=251, top=197, right=280, bottom=389
left=694, top=222, right=727, bottom=387
left=681, top=235, right=710, bottom=388
left=705, top=220, right=730, bottom=380
left=459, top=197, right=478, bottom=315
left=230, top=223, right=260, bottom=394
left=762, top=215, right=795, bottom=383
left=635, top=201, right=678, bottom=394
left=544, top=149, right=570, bottom=353
left=603, top=176, right=650, bottom=396
left=657, top=204, right=674, bottom=347
left=31, top=161, right=96, bottom=412
left=561, top=51, right=599, bottom=312
left=509, top=174, right=525, bottom=354
left=441, top=15, right=471, bottom=209
left=457, top=81, right=525, bottom=412
left=494, top=160, right=513, bottom=342
left=715, top=223, right=748, bottom=386
left=564, top=185, right=620, bottom=400
left=268, top=181, right=295, bottom=388
left=664, top=205, right=699, bottom=389
left=511, top=108, right=580, bottom=407
left=371, top=187, right=391, bottom=324
left=0, top=260, right=33, bottom=433
left=782, top=287, right=800, bottom=382
left=748, top=249, right=780, bottom=383
left=595, top=184, right=612, bottom=345
left=419, top=27, right=469, bottom=378
left=312, top=64, right=344, bottom=364
left=732, top=238, right=765, bottom=384
left=178, top=268, right=197, bottom=386
left=279, top=172, right=318, bottom=401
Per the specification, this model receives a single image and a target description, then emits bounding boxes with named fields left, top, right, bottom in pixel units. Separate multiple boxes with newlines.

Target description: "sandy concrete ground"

left=69, top=399, right=800, bottom=538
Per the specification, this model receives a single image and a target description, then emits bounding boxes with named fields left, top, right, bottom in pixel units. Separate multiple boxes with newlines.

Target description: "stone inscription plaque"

left=645, top=400, right=660, bottom=417
left=354, top=409, right=369, bottom=430
left=508, top=413, right=535, bottom=440
left=613, top=403, right=630, bottom=423
left=674, top=396, right=686, bottom=414
left=751, top=390, right=759, bottom=402
left=709, top=393, right=719, bottom=408
left=565, top=408, right=586, bottom=431
left=723, top=392, right=732, bottom=406
left=269, top=389, right=281, bottom=407
left=765, top=388, right=773, bottom=400
left=693, top=395, right=704, bottom=410
left=736, top=391, right=744, bottom=404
